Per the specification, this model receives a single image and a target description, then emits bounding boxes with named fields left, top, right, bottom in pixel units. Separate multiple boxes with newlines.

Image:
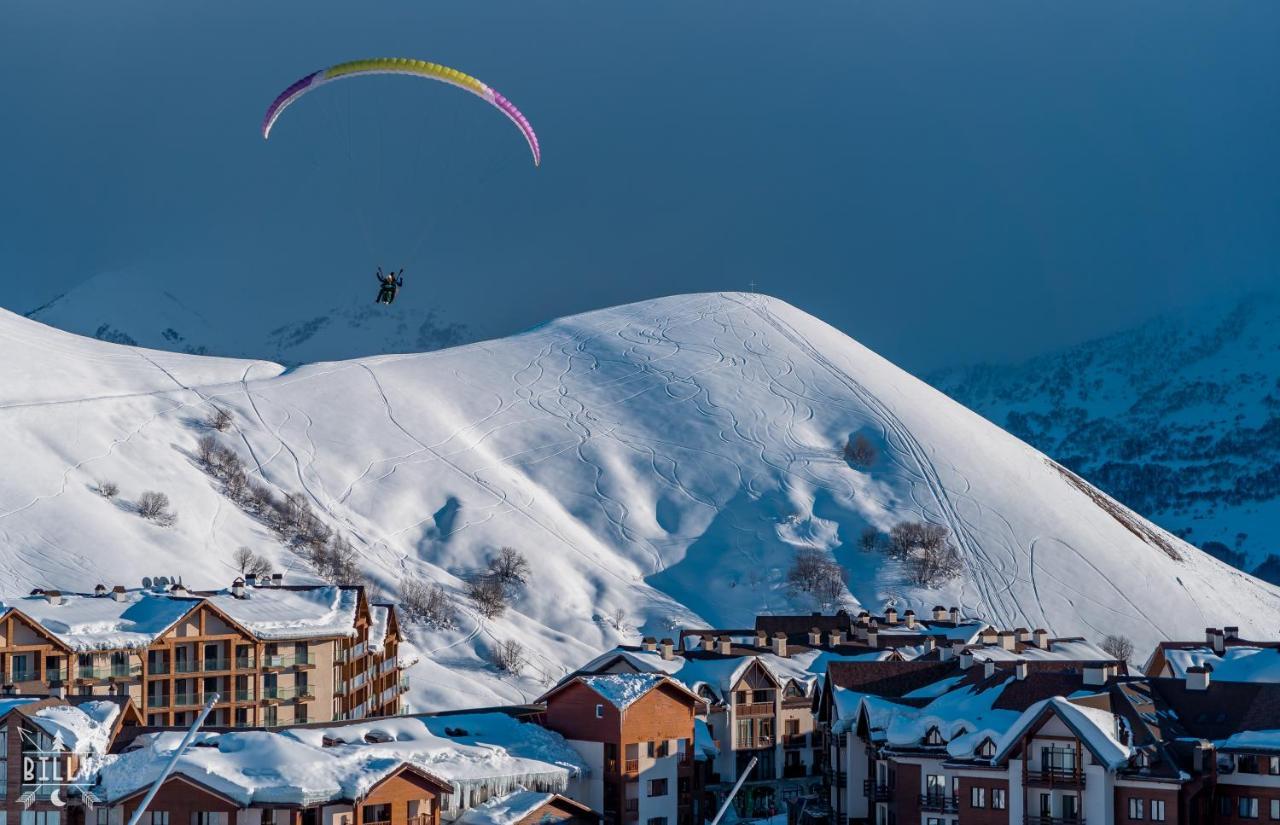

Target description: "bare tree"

left=96, top=481, right=119, bottom=500
left=491, top=639, right=526, bottom=675
left=786, top=548, right=848, bottom=608
left=886, top=521, right=963, bottom=586
left=400, top=580, right=457, bottom=629
left=207, top=407, right=233, bottom=432
left=488, top=547, right=531, bottom=586
left=1101, top=634, right=1135, bottom=663
left=844, top=433, right=878, bottom=468
left=310, top=533, right=363, bottom=586
left=232, top=546, right=272, bottom=578
left=466, top=575, right=508, bottom=619
left=197, top=434, right=220, bottom=465
left=859, top=526, right=885, bottom=552
left=137, top=491, right=176, bottom=526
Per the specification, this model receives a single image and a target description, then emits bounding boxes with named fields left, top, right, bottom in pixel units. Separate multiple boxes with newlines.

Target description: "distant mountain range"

left=930, top=292, right=1280, bottom=579
left=25, top=269, right=474, bottom=366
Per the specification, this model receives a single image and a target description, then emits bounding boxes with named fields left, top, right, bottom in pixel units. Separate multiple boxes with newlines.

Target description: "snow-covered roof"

left=883, top=678, right=1022, bottom=760
left=970, top=639, right=1114, bottom=664
left=1217, top=730, right=1280, bottom=754
left=98, top=713, right=586, bottom=810
left=580, top=674, right=667, bottom=710
left=31, top=700, right=121, bottom=758
left=0, top=586, right=364, bottom=651
left=994, top=697, right=1132, bottom=769
left=456, top=789, right=588, bottom=825
left=1163, top=647, right=1280, bottom=682
left=368, top=605, right=391, bottom=653
left=694, top=718, right=719, bottom=760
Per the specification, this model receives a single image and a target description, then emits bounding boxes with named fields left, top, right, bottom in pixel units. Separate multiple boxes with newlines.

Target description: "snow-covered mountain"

left=25, top=269, right=473, bottom=366
left=930, top=293, right=1280, bottom=576
left=3, top=292, right=1277, bottom=711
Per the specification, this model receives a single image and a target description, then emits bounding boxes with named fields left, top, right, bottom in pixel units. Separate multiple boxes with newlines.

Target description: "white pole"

left=124, top=694, right=220, bottom=825
left=709, top=756, right=758, bottom=825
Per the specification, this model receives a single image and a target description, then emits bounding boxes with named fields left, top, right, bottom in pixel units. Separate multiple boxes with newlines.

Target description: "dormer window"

left=924, top=726, right=944, bottom=746
left=976, top=738, right=997, bottom=758
left=1137, top=751, right=1150, bottom=768
left=953, top=727, right=968, bottom=739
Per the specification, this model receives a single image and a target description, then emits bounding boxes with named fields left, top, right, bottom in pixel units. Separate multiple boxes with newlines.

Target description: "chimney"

left=270, top=573, right=283, bottom=587
left=998, top=631, right=1016, bottom=651
left=828, top=629, right=844, bottom=648
left=169, top=583, right=189, bottom=598
left=939, top=642, right=954, bottom=662
left=1015, top=659, right=1028, bottom=681
left=949, top=607, right=961, bottom=624
left=932, top=605, right=947, bottom=622
left=904, top=610, right=917, bottom=630
left=960, top=651, right=974, bottom=670
left=1186, top=665, right=1212, bottom=691
left=867, top=626, right=879, bottom=648
left=245, top=573, right=258, bottom=588
left=659, top=638, right=675, bottom=661
left=44, top=590, right=63, bottom=606
left=772, top=632, right=788, bottom=658
left=983, top=658, right=996, bottom=679
left=231, top=577, right=246, bottom=599
left=1225, top=626, right=1240, bottom=642
left=808, top=627, right=822, bottom=647
left=980, top=626, right=999, bottom=645
left=1015, top=628, right=1032, bottom=643
left=1083, top=663, right=1109, bottom=686
left=718, top=635, right=733, bottom=655
left=857, top=610, right=871, bottom=622
left=641, top=636, right=657, bottom=652
left=884, top=607, right=898, bottom=625
left=111, top=585, right=127, bottom=602
left=1192, top=740, right=1214, bottom=773
left=701, top=635, right=715, bottom=652
left=1033, top=629, right=1049, bottom=649
left=94, top=584, right=107, bottom=598
left=754, top=630, right=768, bottom=649
left=924, top=637, right=937, bottom=653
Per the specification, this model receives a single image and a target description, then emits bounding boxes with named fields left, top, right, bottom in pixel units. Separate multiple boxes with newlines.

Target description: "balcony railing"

left=784, top=733, right=812, bottom=748
left=146, top=694, right=170, bottom=709
left=408, top=816, right=431, bottom=825
left=148, top=661, right=170, bottom=675
left=863, top=781, right=892, bottom=802
left=736, top=701, right=774, bottom=717
left=234, top=689, right=256, bottom=703
left=263, top=685, right=315, bottom=702
left=235, top=657, right=255, bottom=670
left=173, top=660, right=199, bottom=674
left=1030, top=767, right=1086, bottom=786
left=735, top=737, right=774, bottom=751
left=920, top=794, right=959, bottom=813
left=202, top=658, right=231, bottom=672
left=1025, top=817, right=1084, bottom=825
left=624, top=759, right=640, bottom=775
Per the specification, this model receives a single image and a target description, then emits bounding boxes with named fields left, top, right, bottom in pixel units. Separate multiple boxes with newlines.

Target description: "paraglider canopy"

left=262, top=58, right=540, bottom=166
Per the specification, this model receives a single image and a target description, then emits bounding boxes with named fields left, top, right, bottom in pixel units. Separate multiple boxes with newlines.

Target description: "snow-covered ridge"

left=2, top=292, right=1278, bottom=711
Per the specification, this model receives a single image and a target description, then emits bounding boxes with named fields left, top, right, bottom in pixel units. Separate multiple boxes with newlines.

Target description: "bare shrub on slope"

left=401, top=580, right=457, bottom=629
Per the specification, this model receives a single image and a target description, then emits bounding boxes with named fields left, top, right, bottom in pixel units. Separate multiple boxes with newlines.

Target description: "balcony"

left=234, top=689, right=257, bottom=703
left=408, top=816, right=431, bottom=825
left=147, top=661, right=171, bottom=676
left=1029, top=767, right=1086, bottom=787
left=783, top=763, right=811, bottom=779
left=262, top=685, right=314, bottom=703
left=146, top=694, right=171, bottom=709
left=235, top=657, right=256, bottom=670
left=202, top=658, right=231, bottom=673
left=920, top=794, right=959, bottom=814
left=735, top=737, right=774, bottom=751
left=624, top=759, right=640, bottom=775
left=45, top=667, right=70, bottom=684
left=862, top=781, right=892, bottom=802
left=736, top=701, right=774, bottom=717
left=1025, top=817, right=1084, bottom=825
left=173, top=660, right=200, bottom=674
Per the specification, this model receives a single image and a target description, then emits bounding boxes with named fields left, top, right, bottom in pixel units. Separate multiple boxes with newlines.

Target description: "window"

left=785, top=719, right=800, bottom=736
left=656, top=739, right=671, bottom=758
left=1129, top=798, right=1144, bottom=820
left=260, top=810, right=275, bottom=825
left=22, top=814, right=59, bottom=825
left=96, top=812, right=109, bottom=825
left=1271, top=757, right=1280, bottom=776
left=926, top=819, right=943, bottom=825
left=648, top=779, right=668, bottom=797
left=976, top=738, right=996, bottom=758
left=970, top=787, right=985, bottom=808
left=992, top=789, right=1007, bottom=810
left=1222, top=798, right=1233, bottom=817
left=148, top=815, right=169, bottom=825
left=362, top=805, right=391, bottom=825
left=1151, top=800, right=1166, bottom=822
left=595, top=704, right=604, bottom=718
left=1242, top=798, right=1260, bottom=820
left=1040, top=794, right=1052, bottom=817
left=1062, top=795, right=1078, bottom=821
left=1270, top=800, right=1280, bottom=821
left=192, top=816, right=226, bottom=825
left=647, top=741, right=656, bottom=758
left=923, top=727, right=944, bottom=745
left=1240, top=755, right=1261, bottom=774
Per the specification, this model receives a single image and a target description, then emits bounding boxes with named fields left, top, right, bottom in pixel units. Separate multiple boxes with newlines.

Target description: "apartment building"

left=537, top=673, right=705, bottom=825
left=0, top=577, right=405, bottom=728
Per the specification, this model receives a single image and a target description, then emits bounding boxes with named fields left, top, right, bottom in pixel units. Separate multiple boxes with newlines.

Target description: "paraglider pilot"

left=375, top=267, right=404, bottom=305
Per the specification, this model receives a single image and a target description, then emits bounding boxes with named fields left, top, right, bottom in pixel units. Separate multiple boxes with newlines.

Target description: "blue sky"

left=2, top=1, right=1276, bottom=371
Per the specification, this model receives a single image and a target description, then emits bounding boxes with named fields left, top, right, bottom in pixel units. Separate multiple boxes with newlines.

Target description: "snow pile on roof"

left=98, top=713, right=586, bottom=811
left=1217, top=730, right=1280, bottom=754
left=884, top=680, right=1020, bottom=760
left=995, top=697, right=1132, bottom=769
left=1164, top=647, right=1280, bottom=682
left=456, top=789, right=556, bottom=825
left=972, top=639, right=1113, bottom=663
left=581, top=674, right=666, bottom=710
left=368, top=606, right=390, bottom=653
left=208, top=586, right=361, bottom=640
left=32, top=701, right=121, bottom=757
left=6, top=592, right=195, bottom=651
